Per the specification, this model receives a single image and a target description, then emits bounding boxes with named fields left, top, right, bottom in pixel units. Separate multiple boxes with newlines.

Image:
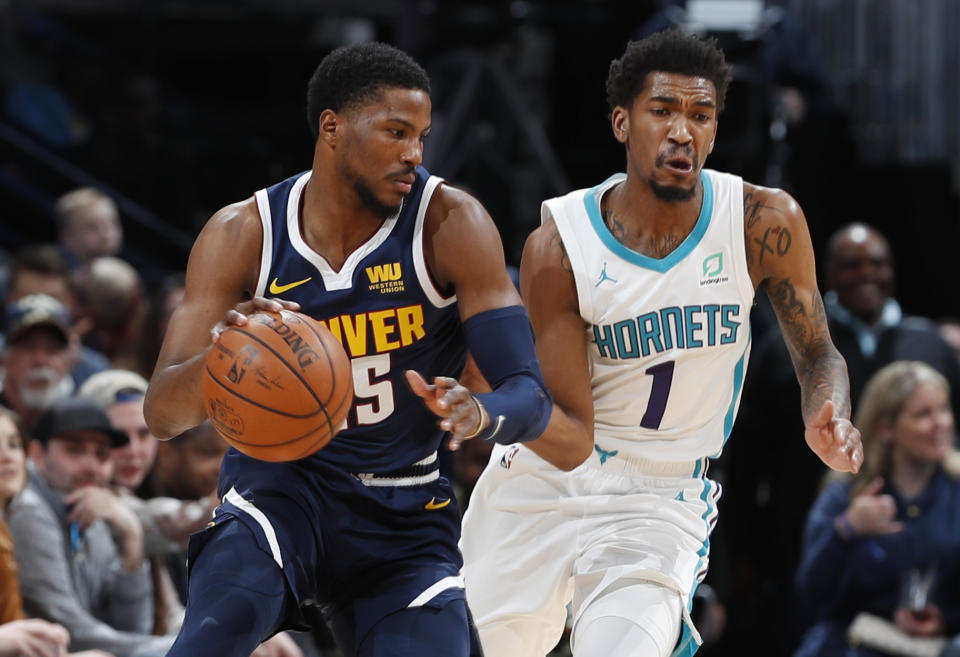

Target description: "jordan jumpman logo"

left=594, top=444, right=619, bottom=465
left=595, top=261, right=618, bottom=287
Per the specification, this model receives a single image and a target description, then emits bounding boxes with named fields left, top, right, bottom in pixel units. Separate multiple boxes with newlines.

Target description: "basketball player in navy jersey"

left=143, top=43, right=553, bottom=657
left=460, top=30, right=864, bottom=657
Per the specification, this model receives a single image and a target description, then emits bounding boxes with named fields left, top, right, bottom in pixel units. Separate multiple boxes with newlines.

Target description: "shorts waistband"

left=353, top=451, right=440, bottom=487
left=588, top=447, right=709, bottom=479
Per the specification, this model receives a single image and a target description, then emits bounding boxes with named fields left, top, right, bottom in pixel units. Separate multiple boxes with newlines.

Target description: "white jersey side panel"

left=544, top=169, right=753, bottom=461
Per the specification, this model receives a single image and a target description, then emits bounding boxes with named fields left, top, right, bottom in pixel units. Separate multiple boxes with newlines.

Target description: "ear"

left=318, top=109, right=340, bottom=147
left=611, top=107, right=629, bottom=144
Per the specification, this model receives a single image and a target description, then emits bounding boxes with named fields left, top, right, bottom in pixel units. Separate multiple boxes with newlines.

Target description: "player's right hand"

left=210, top=296, right=300, bottom=342
left=405, top=370, right=488, bottom=450
left=845, top=477, right=903, bottom=536
left=804, top=400, right=864, bottom=473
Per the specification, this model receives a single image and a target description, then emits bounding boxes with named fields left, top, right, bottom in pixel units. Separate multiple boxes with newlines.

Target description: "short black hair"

left=606, top=30, right=733, bottom=113
left=306, top=42, right=431, bottom=141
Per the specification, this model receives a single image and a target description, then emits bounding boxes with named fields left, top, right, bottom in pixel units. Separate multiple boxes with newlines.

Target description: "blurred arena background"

left=2, top=0, right=959, bottom=318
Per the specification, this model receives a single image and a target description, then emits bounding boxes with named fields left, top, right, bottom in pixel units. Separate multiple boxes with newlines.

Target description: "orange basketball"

left=202, top=309, right=353, bottom=462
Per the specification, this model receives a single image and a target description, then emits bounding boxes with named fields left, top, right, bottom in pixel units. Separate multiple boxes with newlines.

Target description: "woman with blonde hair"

left=793, top=361, right=960, bottom=656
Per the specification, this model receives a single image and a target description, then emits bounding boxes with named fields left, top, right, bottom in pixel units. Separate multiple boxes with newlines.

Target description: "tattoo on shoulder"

left=743, top=191, right=784, bottom=230
left=753, top=225, right=793, bottom=264
left=548, top=224, right=573, bottom=273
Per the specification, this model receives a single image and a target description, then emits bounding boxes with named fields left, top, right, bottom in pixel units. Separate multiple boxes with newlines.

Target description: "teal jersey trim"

left=722, top=338, right=751, bottom=443
left=584, top=171, right=714, bottom=273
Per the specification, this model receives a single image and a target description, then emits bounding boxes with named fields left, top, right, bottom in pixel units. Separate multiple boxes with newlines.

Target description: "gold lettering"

left=396, top=304, right=426, bottom=346
left=339, top=314, right=368, bottom=358
left=369, top=309, right=401, bottom=352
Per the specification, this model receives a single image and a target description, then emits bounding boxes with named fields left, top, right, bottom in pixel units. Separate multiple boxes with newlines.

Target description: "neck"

left=603, top=173, right=703, bottom=257
left=301, top=171, right=388, bottom=272
left=890, top=451, right=939, bottom=499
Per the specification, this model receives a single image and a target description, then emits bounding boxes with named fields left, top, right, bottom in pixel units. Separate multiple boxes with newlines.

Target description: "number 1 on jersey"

left=639, top=360, right=675, bottom=429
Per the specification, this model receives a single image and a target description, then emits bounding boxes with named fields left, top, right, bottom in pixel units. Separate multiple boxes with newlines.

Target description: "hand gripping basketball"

left=203, top=309, right=354, bottom=461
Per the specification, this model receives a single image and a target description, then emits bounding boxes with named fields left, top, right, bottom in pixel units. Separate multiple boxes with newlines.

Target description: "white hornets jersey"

left=545, top=170, right=754, bottom=462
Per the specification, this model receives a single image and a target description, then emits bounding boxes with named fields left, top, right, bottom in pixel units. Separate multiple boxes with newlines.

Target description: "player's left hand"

left=405, top=370, right=487, bottom=450
left=804, top=399, right=863, bottom=473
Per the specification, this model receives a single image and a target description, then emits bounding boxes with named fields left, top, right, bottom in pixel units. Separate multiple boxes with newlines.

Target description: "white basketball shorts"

left=460, top=442, right=721, bottom=657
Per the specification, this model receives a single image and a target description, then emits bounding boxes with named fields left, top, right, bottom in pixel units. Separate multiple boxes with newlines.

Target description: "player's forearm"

left=525, top=404, right=593, bottom=471
left=144, top=353, right=210, bottom=439
left=796, top=347, right=852, bottom=423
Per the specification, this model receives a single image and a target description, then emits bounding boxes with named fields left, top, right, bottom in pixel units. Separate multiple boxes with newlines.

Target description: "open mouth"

left=663, top=157, right=694, bottom=175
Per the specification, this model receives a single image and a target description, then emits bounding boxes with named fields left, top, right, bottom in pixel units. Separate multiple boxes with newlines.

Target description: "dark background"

left=2, top=0, right=958, bottom=323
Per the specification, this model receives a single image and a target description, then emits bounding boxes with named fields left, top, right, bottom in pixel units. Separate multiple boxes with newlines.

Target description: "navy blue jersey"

left=245, top=166, right=464, bottom=473
left=201, top=167, right=471, bottom=648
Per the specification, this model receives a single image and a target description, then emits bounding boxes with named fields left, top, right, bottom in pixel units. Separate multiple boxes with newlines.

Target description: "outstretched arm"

left=744, top=184, right=862, bottom=472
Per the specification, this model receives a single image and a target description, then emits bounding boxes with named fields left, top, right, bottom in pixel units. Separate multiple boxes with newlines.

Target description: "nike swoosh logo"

left=424, top=497, right=451, bottom=511
left=269, top=276, right=312, bottom=294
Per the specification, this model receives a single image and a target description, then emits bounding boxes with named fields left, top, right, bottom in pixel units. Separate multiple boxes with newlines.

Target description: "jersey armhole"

left=544, top=198, right=594, bottom=322
left=413, top=176, right=457, bottom=308
left=253, top=189, right=273, bottom=298
left=724, top=173, right=754, bottom=306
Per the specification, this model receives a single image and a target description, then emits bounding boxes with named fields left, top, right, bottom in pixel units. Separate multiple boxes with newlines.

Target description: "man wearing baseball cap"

left=0, top=294, right=77, bottom=429
left=6, top=397, right=174, bottom=657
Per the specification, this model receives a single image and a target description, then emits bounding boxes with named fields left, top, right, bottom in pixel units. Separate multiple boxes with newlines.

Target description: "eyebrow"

left=385, top=118, right=431, bottom=133
left=650, top=95, right=716, bottom=108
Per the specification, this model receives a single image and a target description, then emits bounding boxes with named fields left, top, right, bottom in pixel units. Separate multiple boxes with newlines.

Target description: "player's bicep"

left=747, top=188, right=830, bottom=363
left=154, top=205, right=260, bottom=371
left=520, top=222, right=594, bottom=430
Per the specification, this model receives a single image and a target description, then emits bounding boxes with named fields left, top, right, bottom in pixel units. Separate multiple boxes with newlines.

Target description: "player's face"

left=338, top=87, right=431, bottom=219
left=826, top=228, right=893, bottom=322
left=890, top=382, right=953, bottom=466
left=614, top=72, right=718, bottom=202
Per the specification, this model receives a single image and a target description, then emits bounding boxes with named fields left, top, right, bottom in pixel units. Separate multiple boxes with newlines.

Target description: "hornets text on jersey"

left=545, top=169, right=754, bottom=462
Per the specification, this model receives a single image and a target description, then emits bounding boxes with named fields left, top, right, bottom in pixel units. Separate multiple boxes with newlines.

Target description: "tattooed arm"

left=744, top=183, right=863, bottom=473
left=517, top=213, right=595, bottom=470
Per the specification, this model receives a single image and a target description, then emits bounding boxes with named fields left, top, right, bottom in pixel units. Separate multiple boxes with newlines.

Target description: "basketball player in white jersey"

left=460, top=30, right=864, bottom=657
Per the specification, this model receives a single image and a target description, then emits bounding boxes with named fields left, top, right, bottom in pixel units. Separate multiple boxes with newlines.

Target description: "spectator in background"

left=822, top=224, right=960, bottom=413
left=0, top=294, right=77, bottom=430
left=5, top=243, right=77, bottom=314
left=146, top=421, right=225, bottom=604
left=793, top=361, right=960, bottom=657
left=4, top=244, right=110, bottom=386
left=7, top=397, right=174, bottom=657
left=73, top=257, right=144, bottom=371
left=937, top=318, right=960, bottom=367
left=1, top=405, right=115, bottom=657
left=136, top=273, right=184, bottom=379
left=54, top=189, right=122, bottom=270
left=78, top=370, right=199, bottom=634
left=720, top=222, right=960, bottom=654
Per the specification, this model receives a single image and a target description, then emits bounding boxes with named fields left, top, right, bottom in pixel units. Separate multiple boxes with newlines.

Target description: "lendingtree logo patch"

left=699, top=251, right=730, bottom=287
